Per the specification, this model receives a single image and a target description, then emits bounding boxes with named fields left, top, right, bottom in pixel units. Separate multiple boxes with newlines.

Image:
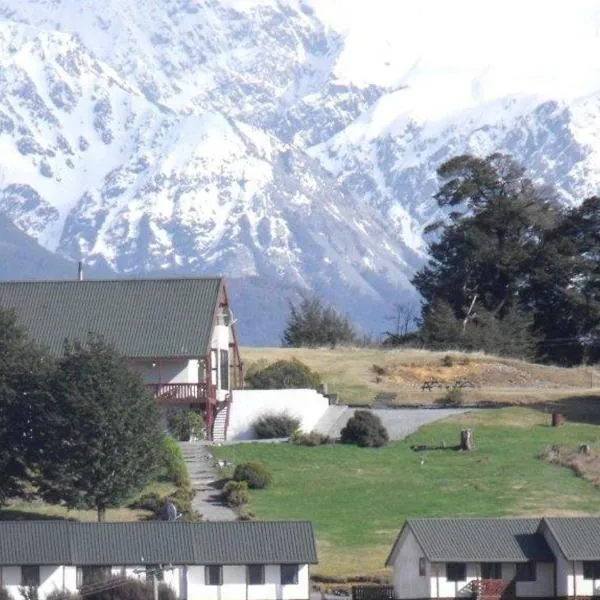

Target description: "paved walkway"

left=316, top=406, right=471, bottom=440
left=179, top=442, right=236, bottom=521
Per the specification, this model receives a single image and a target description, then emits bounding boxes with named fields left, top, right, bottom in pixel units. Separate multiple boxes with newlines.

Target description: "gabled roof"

left=386, top=518, right=553, bottom=565
left=542, top=517, right=600, bottom=560
left=0, top=521, right=318, bottom=566
left=0, top=278, right=225, bottom=358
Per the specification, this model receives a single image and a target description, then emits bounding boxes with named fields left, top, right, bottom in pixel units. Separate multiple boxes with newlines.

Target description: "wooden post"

left=460, top=429, right=473, bottom=451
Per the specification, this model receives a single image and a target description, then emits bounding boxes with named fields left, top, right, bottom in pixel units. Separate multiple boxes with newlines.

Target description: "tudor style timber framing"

left=0, top=277, right=243, bottom=441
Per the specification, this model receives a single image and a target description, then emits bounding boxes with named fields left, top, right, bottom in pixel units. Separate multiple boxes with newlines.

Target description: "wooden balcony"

left=146, top=383, right=213, bottom=406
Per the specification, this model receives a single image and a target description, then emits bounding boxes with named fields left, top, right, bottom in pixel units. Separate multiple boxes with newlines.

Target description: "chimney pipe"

left=77, top=261, right=84, bottom=281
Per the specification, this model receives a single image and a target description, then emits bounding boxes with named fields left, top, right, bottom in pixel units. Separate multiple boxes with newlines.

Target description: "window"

left=583, top=561, right=600, bottom=580
left=481, top=563, right=502, bottom=579
left=516, top=562, right=536, bottom=582
left=419, top=558, right=426, bottom=577
left=146, top=565, right=164, bottom=582
left=446, top=563, right=466, bottom=582
left=21, top=566, right=40, bottom=587
left=205, top=565, right=222, bottom=586
left=78, top=566, right=111, bottom=587
left=247, top=565, right=265, bottom=585
left=220, top=349, right=229, bottom=390
left=281, top=565, right=299, bottom=585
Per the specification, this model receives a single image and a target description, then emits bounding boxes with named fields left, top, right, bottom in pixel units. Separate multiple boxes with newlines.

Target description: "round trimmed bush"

left=233, top=462, right=272, bottom=489
left=253, top=413, right=300, bottom=439
left=222, top=480, right=249, bottom=507
left=340, top=410, right=389, bottom=447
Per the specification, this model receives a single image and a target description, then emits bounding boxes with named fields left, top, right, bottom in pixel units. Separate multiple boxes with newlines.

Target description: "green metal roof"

left=543, top=517, right=600, bottom=560
left=0, top=521, right=318, bottom=566
left=0, top=278, right=224, bottom=358
left=386, top=518, right=554, bottom=565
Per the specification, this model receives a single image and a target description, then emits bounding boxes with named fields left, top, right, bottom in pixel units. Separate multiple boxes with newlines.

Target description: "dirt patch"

left=541, top=445, right=600, bottom=488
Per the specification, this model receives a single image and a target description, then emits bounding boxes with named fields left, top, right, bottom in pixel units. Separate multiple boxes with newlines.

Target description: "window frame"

left=205, top=565, right=223, bottom=586
left=78, top=565, right=111, bottom=588
left=220, top=349, right=229, bottom=390
left=419, top=557, right=426, bottom=577
left=583, top=561, right=600, bottom=580
left=280, top=564, right=299, bottom=585
left=446, top=562, right=466, bottom=582
left=515, top=561, right=536, bottom=582
left=247, top=564, right=265, bottom=585
left=481, top=563, right=502, bottom=580
left=21, top=565, right=40, bottom=587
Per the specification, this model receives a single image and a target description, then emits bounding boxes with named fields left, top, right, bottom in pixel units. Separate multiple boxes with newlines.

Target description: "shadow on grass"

left=410, top=444, right=461, bottom=452
left=532, top=395, right=600, bottom=426
left=0, top=509, right=74, bottom=521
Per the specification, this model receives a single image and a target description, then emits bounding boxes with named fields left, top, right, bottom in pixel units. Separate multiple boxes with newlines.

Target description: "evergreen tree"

left=413, top=153, right=555, bottom=358
left=37, top=334, right=163, bottom=521
left=0, top=309, right=52, bottom=504
left=282, top=295, right=357, bottom=348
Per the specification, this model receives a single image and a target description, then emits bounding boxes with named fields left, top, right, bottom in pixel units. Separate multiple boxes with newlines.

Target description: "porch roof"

left=0, top=278, right=224, bottom=358
left=387, top=518, right=554, bottom=565
left=0, top=521, right=318, bottom=565
left=543, top=517, right=600, bottom=560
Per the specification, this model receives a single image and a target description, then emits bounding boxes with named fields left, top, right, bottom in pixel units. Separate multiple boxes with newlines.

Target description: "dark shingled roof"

left=0, top=521, right=318, bottom=566
left=0, top=278, right=224, bottom=358
left=543, top=517, right=600, bottom=560
left=386, top=518, right=554, bottom=565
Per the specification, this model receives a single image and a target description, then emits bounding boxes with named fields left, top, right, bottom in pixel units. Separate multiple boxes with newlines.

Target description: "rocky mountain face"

left=0, top=0, right=599, bottom=343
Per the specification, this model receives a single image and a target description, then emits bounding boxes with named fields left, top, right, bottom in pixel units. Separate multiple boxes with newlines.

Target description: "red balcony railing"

left=146, top=383, right=212, bottom=405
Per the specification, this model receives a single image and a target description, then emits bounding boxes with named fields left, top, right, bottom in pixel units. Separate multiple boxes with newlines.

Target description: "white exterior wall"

left=516, top=562, right=554, bottom=597
left=129, top=359, right=201, bottom=385
left=541, top=522, right=569, bottom=596
left=211, top=324, right=232, bottom=401
left=391, top=529, right=430, bottom=599
left=2, top=566, right=23, bottom=600
left=569, top=561, right=600, bottom=597
left=228, top=390, right=330, bottom=441
left=186, top=564, right=310, bottom=600
left=430, top=563, right=478, bottom=598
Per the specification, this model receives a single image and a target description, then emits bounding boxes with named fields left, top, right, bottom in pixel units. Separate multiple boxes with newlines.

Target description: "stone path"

left=179, top=442, right=236, bottom=521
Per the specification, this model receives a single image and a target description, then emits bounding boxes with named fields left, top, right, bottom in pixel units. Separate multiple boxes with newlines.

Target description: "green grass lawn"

left=212, top=408, right=600, bottom=578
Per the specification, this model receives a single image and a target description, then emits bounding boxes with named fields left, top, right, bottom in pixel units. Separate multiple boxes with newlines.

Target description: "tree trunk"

left=97, top=504, right=106, bottom=523
left=460, top=429, right=473, bottom=451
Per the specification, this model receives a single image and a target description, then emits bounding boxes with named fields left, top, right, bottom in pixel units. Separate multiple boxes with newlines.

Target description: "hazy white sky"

left=308, top=0, right=600, bottom=108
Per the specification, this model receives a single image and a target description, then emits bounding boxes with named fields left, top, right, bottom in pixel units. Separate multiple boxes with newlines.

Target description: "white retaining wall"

left=228, top=389, right=330, bottom=441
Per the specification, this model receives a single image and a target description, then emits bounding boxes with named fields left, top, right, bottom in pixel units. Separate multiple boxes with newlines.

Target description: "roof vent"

left=77, top=261, right=84, bottom=281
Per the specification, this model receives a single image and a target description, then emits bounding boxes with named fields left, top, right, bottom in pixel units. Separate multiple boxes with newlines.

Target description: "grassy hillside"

left=213, top=407, right=600, bottom=578
left=241, top=347, right=600, bottom=405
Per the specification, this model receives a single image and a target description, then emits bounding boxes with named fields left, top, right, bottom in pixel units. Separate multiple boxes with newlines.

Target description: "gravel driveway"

left=324, top=407, right=471, bottom=440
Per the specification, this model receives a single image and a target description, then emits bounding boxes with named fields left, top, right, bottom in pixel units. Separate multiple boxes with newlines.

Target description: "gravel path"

left=179, top=442, right=236, bottom=521
left=325, top=407, right=472, bottom=440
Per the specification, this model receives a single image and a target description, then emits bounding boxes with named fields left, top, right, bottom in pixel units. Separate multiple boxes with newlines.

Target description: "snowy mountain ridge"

left=1, top=0, right=600, bottom=340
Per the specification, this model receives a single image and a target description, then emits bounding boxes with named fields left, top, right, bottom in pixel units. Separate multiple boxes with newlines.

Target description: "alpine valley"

left=0, top=0, right=599, bottom=343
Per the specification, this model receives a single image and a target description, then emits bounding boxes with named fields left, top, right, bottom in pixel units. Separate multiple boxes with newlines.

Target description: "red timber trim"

left=204, top=352, right=216, bottom=441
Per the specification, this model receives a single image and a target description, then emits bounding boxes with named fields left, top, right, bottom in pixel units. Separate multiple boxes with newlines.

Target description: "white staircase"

left=212, top=405, right=229, bottom=442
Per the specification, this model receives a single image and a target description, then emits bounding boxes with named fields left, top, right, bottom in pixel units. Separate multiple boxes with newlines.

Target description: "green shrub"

left=253, top=413, right=300, bottom=439
left=162, top=435, right=190, bottom=488
left=245, top=358, right=321, bottom=389
left=441, top=354, right=455, bottom=367
left=233, top=462, right=272, bottom=489
left=222, top=480, right=249, bottom=507
left=290, top=430, right=333, bottom=446
left=340, top=410, right=389, bottom=448
left=46, top=591, right=81, bottom=600
left=440, top=386, right=464, bottom=406
left=84, top=577, right=176, bottom=600
left=166, top=408, right=204, bottom=441
left=128, top=491, right=163, bottom=512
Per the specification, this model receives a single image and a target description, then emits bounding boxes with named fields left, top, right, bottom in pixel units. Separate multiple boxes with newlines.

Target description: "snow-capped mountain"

left=1, top=0, right=600, bottom=342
